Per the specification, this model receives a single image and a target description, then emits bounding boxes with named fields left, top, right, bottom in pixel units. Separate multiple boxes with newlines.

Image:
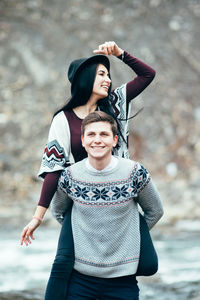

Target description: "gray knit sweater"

left=51, top=157, right=163, bottom=278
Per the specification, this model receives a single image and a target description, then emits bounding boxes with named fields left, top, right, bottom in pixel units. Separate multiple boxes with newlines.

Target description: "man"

left=52, top=111, right=163, bottom=299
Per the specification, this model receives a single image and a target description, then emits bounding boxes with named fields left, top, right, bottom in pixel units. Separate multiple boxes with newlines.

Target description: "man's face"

left=81, top=121, right=118, bottom=161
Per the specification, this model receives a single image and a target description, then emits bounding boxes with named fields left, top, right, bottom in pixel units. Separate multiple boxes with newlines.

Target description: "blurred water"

left=0, top=227, right=60, bottom=294
left=140, top=231, right=200, bottom=300
left=0, top=226, right=200, bottom=299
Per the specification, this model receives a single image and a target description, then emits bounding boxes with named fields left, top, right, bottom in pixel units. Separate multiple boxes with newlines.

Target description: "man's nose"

left=94, top=135, right=101, bottom=142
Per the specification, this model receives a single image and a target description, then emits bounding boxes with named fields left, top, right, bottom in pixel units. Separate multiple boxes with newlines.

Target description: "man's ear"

left=113, top=135, right=118, bottom=147
left=81, top=135, right=85, bottom=147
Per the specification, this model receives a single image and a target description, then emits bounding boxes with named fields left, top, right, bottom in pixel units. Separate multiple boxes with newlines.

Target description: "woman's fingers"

left=30, top=232, right=35, bottom=241
left=21, top=228, right=33, bottom=246
left=20, top=227, right=28, bottom=245
left=93, top=49, right=106, bottom=55
left=93, top=43, right=108, bottom=55
left=105, top=41, right=115, bottom=55
left=20, top=219, right=39, bottom=246
left=93, top=41, right=123, bottom=57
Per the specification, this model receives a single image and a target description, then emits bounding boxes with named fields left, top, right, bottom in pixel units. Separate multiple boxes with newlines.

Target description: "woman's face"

left=92, top=64, right=111, bottom=99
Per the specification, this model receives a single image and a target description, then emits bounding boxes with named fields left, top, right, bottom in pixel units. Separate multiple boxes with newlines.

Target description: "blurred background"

left=0, top=0, right=200, bottom=299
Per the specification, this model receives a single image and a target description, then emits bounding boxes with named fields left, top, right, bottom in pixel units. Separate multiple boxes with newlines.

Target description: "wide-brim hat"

left=68, top=55, right=110, bottom=86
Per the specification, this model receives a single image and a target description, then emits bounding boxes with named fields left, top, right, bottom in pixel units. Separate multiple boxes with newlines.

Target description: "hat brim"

left=73, top=55, right=110, bottom=82
left=81, top=54, right=110, bottom=71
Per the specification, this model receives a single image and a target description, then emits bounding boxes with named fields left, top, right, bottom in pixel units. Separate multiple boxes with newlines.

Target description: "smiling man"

left=81, top=112, right=118, bottom=170
left=52, top=111, right=164, bottom=300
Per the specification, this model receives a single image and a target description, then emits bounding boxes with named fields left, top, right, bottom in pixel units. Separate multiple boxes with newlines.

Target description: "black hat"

left=68, top=55, right=110, bottom=86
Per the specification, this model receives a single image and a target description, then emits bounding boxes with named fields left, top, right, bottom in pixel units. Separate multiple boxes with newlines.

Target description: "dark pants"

left=67, top=270, right=139, bottom=300
left=44, top=206, right=74, bottom=300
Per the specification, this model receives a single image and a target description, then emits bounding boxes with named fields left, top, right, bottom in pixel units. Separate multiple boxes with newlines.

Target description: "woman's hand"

left=20, top=218, right=41, bottom=246
left=93, top=41, right=123, bottom=57
left=20, top=206, right=46, bottom=246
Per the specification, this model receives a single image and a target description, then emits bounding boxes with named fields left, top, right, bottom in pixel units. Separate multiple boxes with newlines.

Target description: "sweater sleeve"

left=38, top=111, right=73, bottom=179
left=133, top=162, right=163, bottom=230
left=51, top=169, right=73, bottom=224
left=137, top=178, right=164, bottom=230
left=118, top=51, right=156, bottom=103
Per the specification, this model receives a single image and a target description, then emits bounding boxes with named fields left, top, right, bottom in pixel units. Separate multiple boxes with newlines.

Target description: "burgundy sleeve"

left=38, top=171, right=62, bottom=208
left=118, top=51, right=156, bottom=103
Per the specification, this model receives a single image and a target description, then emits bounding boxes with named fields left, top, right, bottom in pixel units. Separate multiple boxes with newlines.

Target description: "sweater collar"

left=85, top=156, right=118, bottom=174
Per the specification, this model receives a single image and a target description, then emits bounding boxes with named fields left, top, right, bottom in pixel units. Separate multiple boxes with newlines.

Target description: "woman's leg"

left=44, top=205, right=74, bottom=300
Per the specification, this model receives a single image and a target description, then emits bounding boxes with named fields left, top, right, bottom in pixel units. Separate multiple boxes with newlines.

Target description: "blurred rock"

left=0, top=290, right=42, bottom=300
left=0, top=0, right=199, bottom=228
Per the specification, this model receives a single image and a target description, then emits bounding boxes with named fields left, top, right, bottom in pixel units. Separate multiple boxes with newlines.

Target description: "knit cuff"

left=117, top=51, right=124, bottom=61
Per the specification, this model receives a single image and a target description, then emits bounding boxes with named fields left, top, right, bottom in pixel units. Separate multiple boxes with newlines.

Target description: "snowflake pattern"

left=111, top=184, right=130, bottom=200
left=59, top=163, right=150, bottom=205
left=133, top=165, right=148, bottom=192
left=60, top=173, right=72, bottom=195
left=91, top=187, right=110, bottom=201
left=74, top=185, right=90, bottom=201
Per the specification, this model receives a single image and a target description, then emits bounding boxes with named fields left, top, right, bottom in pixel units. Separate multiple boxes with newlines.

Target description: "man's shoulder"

left=65, top=159, right=86, bottom=174
left=60, top=160, right=86, bottom=182
left=117, top=157, right=149, bottom=175
left=117, top=157, right=139, bottom=168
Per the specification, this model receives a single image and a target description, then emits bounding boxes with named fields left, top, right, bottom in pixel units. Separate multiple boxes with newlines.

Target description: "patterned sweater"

left=52, top=157, right=163, bottom=278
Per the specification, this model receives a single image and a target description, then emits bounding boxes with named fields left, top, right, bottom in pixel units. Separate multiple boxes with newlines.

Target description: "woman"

left=20, top=41, right=156, bottom=299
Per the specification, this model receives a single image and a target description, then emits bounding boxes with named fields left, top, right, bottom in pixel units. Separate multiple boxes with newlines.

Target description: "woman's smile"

left=92, top=64, right=111, bottom=98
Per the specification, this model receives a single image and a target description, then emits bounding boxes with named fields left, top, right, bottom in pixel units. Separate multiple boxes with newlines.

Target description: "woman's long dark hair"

left=54, top=63, right=98, bottom=115
left=54, top=62, right=127, bottom=148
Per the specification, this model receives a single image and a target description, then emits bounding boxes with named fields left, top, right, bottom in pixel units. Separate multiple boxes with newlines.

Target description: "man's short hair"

left=81, top=111, right=118, bottom=136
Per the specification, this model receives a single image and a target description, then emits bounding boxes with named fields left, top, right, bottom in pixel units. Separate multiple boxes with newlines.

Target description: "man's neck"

left=88, top=155, right=112, bottom=171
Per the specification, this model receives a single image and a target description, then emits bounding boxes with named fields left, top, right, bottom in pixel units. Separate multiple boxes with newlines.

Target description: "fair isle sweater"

left=52, top=157, right=163, bottom=279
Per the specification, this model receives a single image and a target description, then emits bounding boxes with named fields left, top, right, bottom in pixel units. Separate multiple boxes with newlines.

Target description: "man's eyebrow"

left=86, top=130, right=95, bottom=134
left=86, top=130, right=110, bottom=134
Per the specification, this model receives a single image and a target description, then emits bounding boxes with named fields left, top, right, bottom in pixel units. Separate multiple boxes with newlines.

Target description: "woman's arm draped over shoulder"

left=20, top=112, right=72, bottom=246
left=118, top=51, right=156, bottom=103
left=38, top=171, right=61, bottom=208
left=37, top=111, right=72, bottom=208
